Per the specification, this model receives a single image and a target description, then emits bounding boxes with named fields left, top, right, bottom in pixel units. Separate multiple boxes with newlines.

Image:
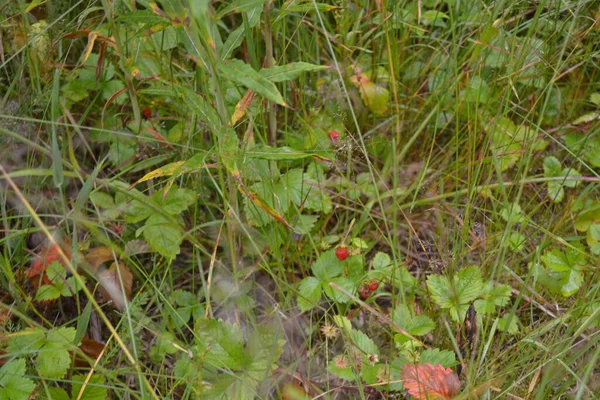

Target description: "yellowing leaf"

left=231, top=90, right=255, bottom=125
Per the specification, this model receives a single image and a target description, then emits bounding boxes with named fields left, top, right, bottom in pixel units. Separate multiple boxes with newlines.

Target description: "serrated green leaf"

left=541, top=249, right=570, bottom=272
left=311, top=250, right=343, bottom=281
left=120, top=189, right=153, bottom=223
left=158, top=187, right=196, bottom=214
left=543, top=156, right=562, bottom=177
left=561, top=269, right=583, bottom=297
left=294, top=214, right=319, bottom=235
left=89, top=191, right=115, bottom=209
left=372, top=252, right=391, bottom=270
left=323, top=277, right=355, bottom=303
left=6, top=329, right=45, bottom=354
left=219, top=59, right=285, bottom=105
left=391, top=304, right=435, bottom=337
left=507, top=231, right=526, bottom=251
left=419, top=348, right=457, bottom=368
left=259, top=62, right=327, bottom=82
left=36, top=284, right=61, bottom=301
left=47, top=327, right=76, bottom=346
left=350, top=329, right=379, bottom=356
left=141, top=214, right=183, bottom=259
left=0, top=359, right=35, bottom=400
left=36, top=347, right=70, bottom=379
left=297, top=277, right=322, bottom=312
left=500, top=202, right=524, bottom=224
left=333, top=315, right=353, bottom=332
left=590, top=92, right=600, bottom=106
left=427, top=266, right=483, bottom=322
left=474, top=283, right=511, bottom=314
left=408, top=315, right=436, bottom=336
left=587, top=224, right=600, bottom=255
left=498, top=313, right=519, bottom=334
left=71, top=374, right=107, bottom=400
left=195, top=319, right=247, bottom=370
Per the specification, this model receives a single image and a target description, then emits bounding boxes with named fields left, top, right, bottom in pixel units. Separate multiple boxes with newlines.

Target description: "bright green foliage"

left=150, top=332, right=180, bottom=363
left=487, top=118, right=547, bottom=171
left=563, top=131, right=600, bottom=168
left=573, top=197, right=600, bottom=232
left=500, top=202, right=526, bottom=224
left=328, top=315, right=382, bottom=383
left=543, top=156, right=580, bottom=203
left=507, top=232, right=526, bottom=251
left=38, top=374, right=107, bottom=400
left=218, top=59, right=285, bottom=106
left=297, top=250, right=361, bottom=311
left=70, top=374, right=108, bottom=400
left=244, top=166, right=332, bottom=229
left=35, top=261, right=85, bottom=301
left=419, top=348, right=457, bottom=368
left=178, top=319, right=284, bottom=399
left=6, top=327, right=76, bottom=380
left=0, top=359, right=35, bottom=400
left=167, top=290, right=203, bottom=329
left=586, top=224, right=600, bottom=255
left=427, top=266, right=484, bottom=322
left=497, top=313, right=519, bottom=334
left=370, top=252, right=416, bottom=291
left=537, top=243, right=587, bottom=297
left=116, top=184, right=196, bottom=259
left=391, top=304, right=435, bottom=344
left=474, top=283, right=512, bottom=314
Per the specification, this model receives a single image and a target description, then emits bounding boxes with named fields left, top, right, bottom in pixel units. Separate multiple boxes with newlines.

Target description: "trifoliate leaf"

left=427, top=266, right=484, bottom=322
left=474, top=283, right=511, bottom=314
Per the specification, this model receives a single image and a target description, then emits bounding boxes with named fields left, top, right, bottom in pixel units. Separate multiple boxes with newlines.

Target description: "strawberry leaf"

left=427, top=266, right=484, bottom=322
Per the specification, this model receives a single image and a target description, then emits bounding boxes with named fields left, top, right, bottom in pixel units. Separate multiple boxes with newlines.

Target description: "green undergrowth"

left=1, top=0, right=599, bottom=399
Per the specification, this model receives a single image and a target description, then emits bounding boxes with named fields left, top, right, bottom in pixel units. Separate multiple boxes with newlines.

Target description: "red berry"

left=142, top=107, right=152, bottom=120
left=329, top=130, right=340, bottom=140
left=358, top=286, right=371, bottom=300
left=368, top=281, right=379, bottom=291
left=335, top=247, right=349, bottom=261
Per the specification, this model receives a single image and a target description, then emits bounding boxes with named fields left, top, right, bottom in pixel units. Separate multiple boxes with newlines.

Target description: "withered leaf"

left=98, top=262, right=133, bottom=310
left=75, top=337, right=105, bottom=367
left=84, top=246, right=115, bottom=274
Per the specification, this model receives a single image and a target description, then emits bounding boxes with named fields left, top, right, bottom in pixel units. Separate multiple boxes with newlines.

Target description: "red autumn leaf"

left=401, top=363, right=460, bottom=400
left=98, top=261, right=133, bottom=310
left=26, top=240, right=71, bottom=287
